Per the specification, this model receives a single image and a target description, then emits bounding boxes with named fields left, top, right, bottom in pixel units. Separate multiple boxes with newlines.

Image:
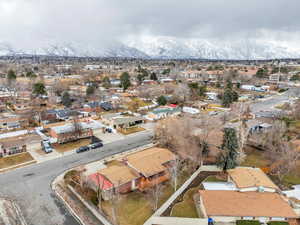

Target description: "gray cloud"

left=0, top=0, right=300, bottom=49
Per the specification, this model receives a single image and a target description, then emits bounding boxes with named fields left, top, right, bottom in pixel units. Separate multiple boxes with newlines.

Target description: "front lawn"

left=102, top=191, right=153, bottom=225
left=118, top=127, right=145, bottom=135
left=54, top=138, right=91, bottom=153
left=0, top=152, right=35, bottom=169
left=101, top=172, right=190, bottom=225
left=171, top=187, right=198, bottom=218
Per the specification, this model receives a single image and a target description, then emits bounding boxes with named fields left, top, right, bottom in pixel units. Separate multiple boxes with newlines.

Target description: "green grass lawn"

left=102, top=182, right=176, bottom=225
left=171, top=187, right=198, bottom=218
left=0, top=152, right=35, bottom=169
left=102, top=191, right=153, bottom=225
left=204, top=175, right=226, bottom=182
left=241, top=150, right=269, bottom=168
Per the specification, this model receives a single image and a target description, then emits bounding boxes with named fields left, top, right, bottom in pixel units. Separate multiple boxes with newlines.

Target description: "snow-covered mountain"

left=126, top=36, right=300, bottom=60
left=1, top=37, right=300, bottom=60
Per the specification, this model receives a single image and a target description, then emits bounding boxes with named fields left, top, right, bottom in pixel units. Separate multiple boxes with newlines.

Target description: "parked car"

left=209, top=111, right=218, bottom=116
left=42, top=141, right=53, bottom=153
left=76, top=146, right=90, bottom=153
left=105, top=128, right=112, bottom=133
left=89, top=142, right=103, bottom=149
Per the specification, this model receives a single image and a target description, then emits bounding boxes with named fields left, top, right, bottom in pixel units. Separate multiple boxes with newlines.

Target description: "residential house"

left=146, top=106, right=181, bottom=121
left=49, top=122, right=94, bottom=144
left=84, top=65, right=100, bottom=70
left=0, top=133, right=42, bottom=157
left=83, top=101, right=113, bottom=113
left=0, top=117, right=29, bottom=131
left=69, top=85, right=87, bottom=96
left=101, top=113, right=145, bottom=129
left=227, top=167, right=278, bottom=192
left=283, top=185, right=300, bottom=209
left=269, top=73, right=281, bottom=83
left=125, top=147, right=175, bottom=191
left=160, top=78, right=175, bottom=84
left=88, top=147, right=175, bottom=200
left=142, top=80, right=158, bottom=85
left=199, top=190, right=297, bottom=223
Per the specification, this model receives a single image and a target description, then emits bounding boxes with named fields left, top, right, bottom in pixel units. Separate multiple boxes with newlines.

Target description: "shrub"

left=236, top=220, right=260, bottom=225
left=267, top=221, right=289, bottom=225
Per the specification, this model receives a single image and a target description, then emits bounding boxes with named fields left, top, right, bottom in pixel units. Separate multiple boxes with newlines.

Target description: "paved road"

left=250, top=88, right=297, bottom=113
left=0, top=132, right=153, bottom=225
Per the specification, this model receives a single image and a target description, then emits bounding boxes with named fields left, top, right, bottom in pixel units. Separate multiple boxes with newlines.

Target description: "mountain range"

left=1, top=37, right=300, bottom=60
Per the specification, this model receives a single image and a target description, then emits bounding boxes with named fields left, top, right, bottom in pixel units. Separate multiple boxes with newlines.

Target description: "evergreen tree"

left=86, top=86, right=95, bottom=96
left=102, top=76, right=111, bottom=88
left=222, top=89, right=233, bottom=107
left=162, top=68, right=170, bottom=75
left=62, top=91, right=72, bottom=107
left=137, top=74, right=145, bottom=84
left=226, top=79, right=233, bottom=89
left=120, top=72, right=131, bottom=91
left=150, top=72, right=158, bottom=81
left=26, top=71, right=37, bottom=78
left=198, top=85, right=207, bottom=97
left=7, top=69, right=16, bottom=80
left=33, top=82, right=47, bottom=96
left=217, top=128, right=239, bottom=171
left=157, top=95, right=167, bottom=105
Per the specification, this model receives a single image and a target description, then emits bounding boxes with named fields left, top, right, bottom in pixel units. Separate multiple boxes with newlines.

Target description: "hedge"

left=267, top=221, right=289, bottom=225
left=236, top=220, right=261, bottom=225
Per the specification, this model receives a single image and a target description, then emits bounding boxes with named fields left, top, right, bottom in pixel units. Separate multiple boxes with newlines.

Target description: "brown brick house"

left=88, top=147, right=175, bottom=200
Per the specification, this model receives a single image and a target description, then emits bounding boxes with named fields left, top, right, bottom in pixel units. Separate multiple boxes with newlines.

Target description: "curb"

left=0, top=160, right=37, bottom=173
left=51, top=143, right=156, bottom=225
left=51, top=174, right=86, bottom=225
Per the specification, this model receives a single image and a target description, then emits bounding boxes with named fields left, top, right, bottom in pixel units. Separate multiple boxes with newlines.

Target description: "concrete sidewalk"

left=144, top=165, right=221, bottom=225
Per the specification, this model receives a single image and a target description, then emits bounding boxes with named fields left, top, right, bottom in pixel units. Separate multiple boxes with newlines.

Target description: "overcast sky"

left=1, top=0, right=300, bottom=49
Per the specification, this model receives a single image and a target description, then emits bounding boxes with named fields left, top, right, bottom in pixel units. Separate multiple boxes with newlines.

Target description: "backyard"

left=242, top=147, right=300, bottom=189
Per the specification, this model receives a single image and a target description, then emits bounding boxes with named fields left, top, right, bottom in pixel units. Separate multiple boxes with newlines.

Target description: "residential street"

left=0, top=131, right=153, bottom=225
left=250, top=88, right=297, bottom=113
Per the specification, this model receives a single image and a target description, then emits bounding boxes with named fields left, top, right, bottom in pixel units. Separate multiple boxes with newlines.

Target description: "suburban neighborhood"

left=1, top=1, right=300, bottom=225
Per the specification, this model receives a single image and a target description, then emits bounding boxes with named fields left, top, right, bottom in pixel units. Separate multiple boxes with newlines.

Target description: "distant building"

left=84, top=65, right=100, bottom=70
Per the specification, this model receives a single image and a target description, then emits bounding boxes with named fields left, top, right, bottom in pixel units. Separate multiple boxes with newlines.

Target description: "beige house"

left=227, top=167, right=278, bottom=192
left=199, top=190, right=298, bottom=223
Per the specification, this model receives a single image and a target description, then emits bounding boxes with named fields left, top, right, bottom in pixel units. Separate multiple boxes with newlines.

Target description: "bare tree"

left=146, top=175, right=164, bottom=211
left=155, top=116, right=208, bottom=171
left=169, top=155, right=181, bottom=191
left=71, top=115, right=83, bottom=140
left=258, top=121, right=299, bottom=181
left=109, top=188, right=119, bottom=225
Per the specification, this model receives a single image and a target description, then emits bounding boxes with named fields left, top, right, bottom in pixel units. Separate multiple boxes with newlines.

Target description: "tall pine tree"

left=217, top=128, right=239, bottom=171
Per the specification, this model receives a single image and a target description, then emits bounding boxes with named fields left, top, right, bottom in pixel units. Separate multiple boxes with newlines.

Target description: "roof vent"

left=258, top=186, right=265, bottom=192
